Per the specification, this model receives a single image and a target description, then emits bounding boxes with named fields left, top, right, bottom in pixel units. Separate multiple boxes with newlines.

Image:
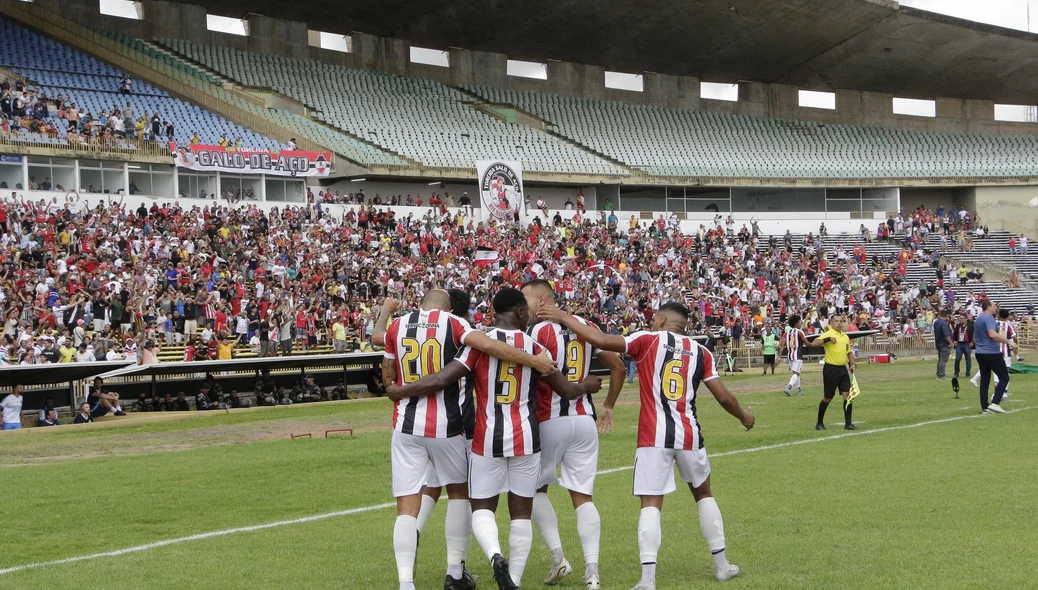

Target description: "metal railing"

left=0, top=130, right=170, bottom=158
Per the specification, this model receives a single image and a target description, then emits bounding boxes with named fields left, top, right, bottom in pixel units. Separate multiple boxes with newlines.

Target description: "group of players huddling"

left=374, top=282, right=755, bottom=590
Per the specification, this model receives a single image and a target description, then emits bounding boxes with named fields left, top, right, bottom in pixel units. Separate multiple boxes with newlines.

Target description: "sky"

left=900, top=0, right=1038, bottom=33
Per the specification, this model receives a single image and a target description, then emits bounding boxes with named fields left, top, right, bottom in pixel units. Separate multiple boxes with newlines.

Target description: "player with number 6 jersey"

left=388, top=288, right=602, bottom=590
left=536, top=302, right=755, bottom=589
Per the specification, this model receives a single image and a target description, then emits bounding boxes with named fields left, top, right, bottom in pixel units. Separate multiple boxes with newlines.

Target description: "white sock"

left=638, top=507, right=661, bottom=584
left=794, top=375, right=802, bottom=390
left=786, top=375, right=796, bottom=390
left=471, top=509, right=502, bottom=561
left=416, top=494, right=437, bottom=535
left=575, top=502, right=601, bottom=578
left=532, top=492, right=565, bottom=565
left=508, top=519, right=533, bottom=586
left=445, top=499, right=471, bottom=579
left=697, top=497, right=729, bottom=571
left=393, top=515, right=418, bottom=587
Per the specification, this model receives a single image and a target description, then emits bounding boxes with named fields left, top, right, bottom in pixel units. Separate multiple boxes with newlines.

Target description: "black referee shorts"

left=822, top=364, right=851, bottom=400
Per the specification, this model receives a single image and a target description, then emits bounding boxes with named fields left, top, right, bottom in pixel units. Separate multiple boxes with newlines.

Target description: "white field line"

left=2, top=405, right=1034, bottom=576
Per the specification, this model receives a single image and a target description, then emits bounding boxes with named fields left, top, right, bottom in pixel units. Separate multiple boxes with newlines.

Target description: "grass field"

left=1, top=360, right=1035, bottom=590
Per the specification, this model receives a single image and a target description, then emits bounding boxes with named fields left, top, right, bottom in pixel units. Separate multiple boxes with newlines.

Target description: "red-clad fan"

left=374, top=290, right=555, bottom=590
left=388, top=288, right=602, bottom=590
left=520, top=279, right=625, bottom=590
left=537, top=301, right=755, bottom=589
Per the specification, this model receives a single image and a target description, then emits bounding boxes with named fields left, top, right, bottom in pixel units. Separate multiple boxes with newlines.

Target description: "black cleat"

left=952, top=378, right=960, bottom=398
left=491, top=553, right=517, bottom=590
left=445, top=571, right=478, bottom=590
left=815, top=423, right=826, bottom=431
left=461, top=564, right=478, bottom=586
left=844, top=424, right=857, bottom=430
left=784, top=389, right=792, bottom=397
left=114, top=410, right=127, bottom=416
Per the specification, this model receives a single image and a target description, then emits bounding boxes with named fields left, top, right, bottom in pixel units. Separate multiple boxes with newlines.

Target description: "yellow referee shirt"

left=819, top=328, right=852, bottom=366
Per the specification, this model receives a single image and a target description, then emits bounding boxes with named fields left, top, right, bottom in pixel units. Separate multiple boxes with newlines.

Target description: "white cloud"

left=900, top=0, right=1038, bottom=32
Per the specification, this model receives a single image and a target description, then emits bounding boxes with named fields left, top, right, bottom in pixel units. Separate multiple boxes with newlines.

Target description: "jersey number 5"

left=496, top=361, right=520, bottom=404
left=399, top=338, right=442, bottom=384
left=662, top=359, right=685, bottom=401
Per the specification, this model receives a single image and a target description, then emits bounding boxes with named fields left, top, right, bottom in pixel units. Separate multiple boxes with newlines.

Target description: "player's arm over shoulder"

left=386, top=356, right=471, bottom=401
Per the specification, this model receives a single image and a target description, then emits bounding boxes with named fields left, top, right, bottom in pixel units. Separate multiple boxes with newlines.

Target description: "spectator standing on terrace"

left=119, top=76, right=131, bottom=94
left=1, top=383, right=24, bottom=430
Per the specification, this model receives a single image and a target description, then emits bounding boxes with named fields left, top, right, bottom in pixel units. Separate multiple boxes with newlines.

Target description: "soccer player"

left=782, top=315, right=808, bottom=396
left=538, top=302, right=754, bottom=589
left=376, top=290, right=555, bottom=590
left=388, top=288, right=602, bottom=590
left=522, top=280, right=626, bottom=590
left=815, top=314, right=856, bottom=430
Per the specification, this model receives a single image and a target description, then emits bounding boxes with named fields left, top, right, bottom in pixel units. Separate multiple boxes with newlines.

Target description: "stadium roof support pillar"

left=643, top=73, right=701, bottom=110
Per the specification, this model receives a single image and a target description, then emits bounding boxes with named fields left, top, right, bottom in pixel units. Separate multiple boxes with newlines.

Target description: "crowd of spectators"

left=0, top=185, right=1028, bottom=377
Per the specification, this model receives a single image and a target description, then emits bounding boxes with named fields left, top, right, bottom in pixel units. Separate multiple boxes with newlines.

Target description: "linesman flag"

left=847, top=373, right=861, bottom=405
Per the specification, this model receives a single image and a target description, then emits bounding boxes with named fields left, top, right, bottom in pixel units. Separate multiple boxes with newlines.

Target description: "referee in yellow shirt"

left=815, top=314, right=857, bottom=431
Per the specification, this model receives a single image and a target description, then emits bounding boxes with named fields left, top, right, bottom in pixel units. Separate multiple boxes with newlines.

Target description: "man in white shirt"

left=1, top=384, right=24, bottom=429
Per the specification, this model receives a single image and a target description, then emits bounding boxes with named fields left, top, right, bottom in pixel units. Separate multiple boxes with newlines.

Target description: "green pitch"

left=1, top=361, right=1035, bottom=589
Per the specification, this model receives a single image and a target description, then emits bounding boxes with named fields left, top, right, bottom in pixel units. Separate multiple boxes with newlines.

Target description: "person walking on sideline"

left=815, top=314, right=856, bottom=430
left=972, top=300, right=1017, bottom=414
left=932, top=309, right=954, bottom=380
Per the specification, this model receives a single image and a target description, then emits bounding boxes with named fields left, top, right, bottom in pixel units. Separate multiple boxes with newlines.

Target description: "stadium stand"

left=465, top=86, right=1038, bottom=179
left=154, top=38, right=630, bottom=175
left=0, top=17, right=279, bottom=150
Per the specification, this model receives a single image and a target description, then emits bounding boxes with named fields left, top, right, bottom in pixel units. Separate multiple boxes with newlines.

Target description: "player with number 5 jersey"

left=376, top=291, right=556, bottom=590
left=537, top=302, right=755, bottom=590
left=388, top=288, right=602, bottom=590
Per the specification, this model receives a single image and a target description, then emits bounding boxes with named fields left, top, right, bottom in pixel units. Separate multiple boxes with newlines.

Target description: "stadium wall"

left=28, top=0, right=1038, bottom=140
left=967, top=186, right=1038, bottom=238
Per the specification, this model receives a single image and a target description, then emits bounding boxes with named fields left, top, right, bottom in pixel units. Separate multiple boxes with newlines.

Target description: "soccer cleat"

left=988, top=403, right=1007, bottom=414
left=982, top=408, right=993, bottom=415
left=491, top=554, right=518, bottom=590
left=815, top=423, right=826, bottom=431
left=462, top=563, right=478, bottom=584
left=114, top=410, right=127, bottom=416
left=715, top=563, right=741, bottom=581
left=783, top=388, right=792, bottom=397
left=629, top=582, right=656, bottom=590
left=585, top=574, right=601, bottom=590
left=844, top=424, right=857, bottom=430
left=952, top=378, right=960, bottom=397
left=444, top=573, right=477, bottom=590
left=797, top=389, right=805, bottom=396
left=544, top=558, right=572, bottom=585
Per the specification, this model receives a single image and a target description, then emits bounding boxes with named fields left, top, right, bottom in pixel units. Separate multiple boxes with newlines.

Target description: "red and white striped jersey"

left=529, top=317, right=600, bottom=422
left=624, top=331, right=718, bottom=450
left=998, top=321, right=1016, bottom=359
left=785, top=327, right=806, bottom=361
left=384, top=309, right=475, bottom=438
left=456, top=329, right=549, bottom=458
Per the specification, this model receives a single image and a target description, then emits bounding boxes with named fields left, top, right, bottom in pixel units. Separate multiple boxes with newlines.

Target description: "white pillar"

left=123, top=162, right=130, bottom=198
left=215, top=171, right=221, bottom=201
left=20, top=157, right=28, bottom=192
left=259, top=173, right=267, bottom=201
left=73, top=159, right=81, bottom=193
left=172, top=167, right=179, bottom=199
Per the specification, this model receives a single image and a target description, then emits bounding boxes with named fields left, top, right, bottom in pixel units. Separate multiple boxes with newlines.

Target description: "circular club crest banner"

left=476, top=160, right=525, bottom=222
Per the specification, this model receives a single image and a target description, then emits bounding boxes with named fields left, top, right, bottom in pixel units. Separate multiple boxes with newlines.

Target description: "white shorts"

left=632, top=446, right=711, bottom=496
left=426, top=438, right=472, bottom=488
left=538, top=416, right=599, bottom=495
left=469, top=452, right=540, bottom=499
left=788, top=359, right=804, bottom=373
left=1005, top=356, right=1013, bottom=368
left=391, top=431, right=469, bottom=497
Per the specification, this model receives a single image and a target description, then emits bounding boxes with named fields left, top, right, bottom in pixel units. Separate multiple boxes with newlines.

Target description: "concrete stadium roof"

left=181, top=0, right=1038, bottom=104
